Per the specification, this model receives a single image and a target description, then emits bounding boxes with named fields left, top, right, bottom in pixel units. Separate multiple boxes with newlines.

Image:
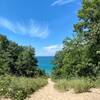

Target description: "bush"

left=54, top=78, right=94, bottom=93
left=95, top=77, right=100, bottom=88
left=0, top=75, right=47, bottom=100
left=54, top=79, right=70, bottom=92
left=71, top=78, right=94, bottom=93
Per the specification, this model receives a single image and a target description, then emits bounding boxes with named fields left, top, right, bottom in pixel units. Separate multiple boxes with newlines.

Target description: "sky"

left=0, top=0, right=82, bottom=56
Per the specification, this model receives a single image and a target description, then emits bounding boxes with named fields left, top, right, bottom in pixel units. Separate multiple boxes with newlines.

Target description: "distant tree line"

left=52, top=0, right=100, bottom=79
left=0, top=34, right=45, bottom=77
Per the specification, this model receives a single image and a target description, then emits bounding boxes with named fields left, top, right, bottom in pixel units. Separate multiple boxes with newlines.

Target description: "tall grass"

left=95, top=77, right=100, bottom=88
left=54, top=78, right=94, bottom=93
left=0, top=75, right=47, bottom=100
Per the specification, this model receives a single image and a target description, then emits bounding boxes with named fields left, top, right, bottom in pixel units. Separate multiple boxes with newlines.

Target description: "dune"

left=28, top=78, right=100, bottom=100
left=1, top=78, right=100, bottom=100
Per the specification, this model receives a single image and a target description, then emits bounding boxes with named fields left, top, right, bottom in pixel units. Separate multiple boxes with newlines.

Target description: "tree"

left=74, top=0, right=100, bottom=76
left=15, top=46, right=38, bottom=77
left=6, top=41, right=23, bottom=74
left=0, top=34, right=10, bottom=74
left=0, top=34, right=45, bottom=77
left=52, top=51, right=65, bottom=79
left=52, top=0, right=100, bottom=79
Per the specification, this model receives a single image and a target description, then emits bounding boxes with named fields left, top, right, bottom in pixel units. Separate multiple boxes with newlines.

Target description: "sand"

left=28, top=78, right=100, bottom=100
left=1, top=78, right=100, bottom=100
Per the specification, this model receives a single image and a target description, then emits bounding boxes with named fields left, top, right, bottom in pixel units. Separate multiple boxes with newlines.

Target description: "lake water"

left=37, top=56, right=54, bottom=75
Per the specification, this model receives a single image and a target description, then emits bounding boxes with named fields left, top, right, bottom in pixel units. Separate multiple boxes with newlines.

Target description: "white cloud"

left=0, top=17, right=49, bottom=38
left=51, top=0, right=76, bottom=6
left=43, top=44, right=63, bottom=56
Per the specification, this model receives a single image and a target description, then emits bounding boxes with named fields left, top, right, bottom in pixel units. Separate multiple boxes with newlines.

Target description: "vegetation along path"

left=28, top=78, right=100, bottom=100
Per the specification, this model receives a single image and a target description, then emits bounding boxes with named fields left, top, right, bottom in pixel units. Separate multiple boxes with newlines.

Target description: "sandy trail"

left=28, top=78, right=100, bottom=100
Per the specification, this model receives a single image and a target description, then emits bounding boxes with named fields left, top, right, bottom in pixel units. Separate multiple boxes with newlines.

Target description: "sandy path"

left=28, top=78, right=100, bottom=100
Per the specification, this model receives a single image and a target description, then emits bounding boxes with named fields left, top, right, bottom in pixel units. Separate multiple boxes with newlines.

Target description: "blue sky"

left=0, top=0, right=82, bottom=56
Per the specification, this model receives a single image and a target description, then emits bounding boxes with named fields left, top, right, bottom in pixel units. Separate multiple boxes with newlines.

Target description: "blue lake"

left=37, top=56, right=54, bottom=74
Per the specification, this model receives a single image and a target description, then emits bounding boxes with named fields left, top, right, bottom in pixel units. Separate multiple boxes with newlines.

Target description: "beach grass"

left=54, top=78, right=95, bottom=93
left=95, top=77, right=100, bottom=88
left=0, top=75, right=48, bottom=100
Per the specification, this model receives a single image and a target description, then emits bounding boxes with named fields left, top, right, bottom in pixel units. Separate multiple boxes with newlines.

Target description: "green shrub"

left=54, top=78, right=94, bottom=93
left=71, top=78, right=94, bottom=93
left=0, top=75, right=47, bottom=100
left=54, top=79, right=70, bottom=92
left=95, top=77, right=100, bottom=88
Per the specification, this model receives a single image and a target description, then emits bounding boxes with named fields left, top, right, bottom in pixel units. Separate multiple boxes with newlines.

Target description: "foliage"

left=95, top=77, right=100, bottom=88
left=54, top=78, right=94, bottom=93
left=0, top=34, right=46, bottom=77
left=0, top=75, right=47, bottom=100
left=15, top=46, right=37, bottom=77
left=52, top=0, right=100, bottom=79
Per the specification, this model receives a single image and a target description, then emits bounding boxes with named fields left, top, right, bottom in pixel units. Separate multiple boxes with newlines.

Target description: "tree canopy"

left=52, top=0, right=100, bottom=79
left=0, top=34, right=45, bottom=77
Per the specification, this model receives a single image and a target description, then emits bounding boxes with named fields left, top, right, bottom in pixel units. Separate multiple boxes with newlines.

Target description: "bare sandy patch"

left=28, top=78, right=100, bottom=100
